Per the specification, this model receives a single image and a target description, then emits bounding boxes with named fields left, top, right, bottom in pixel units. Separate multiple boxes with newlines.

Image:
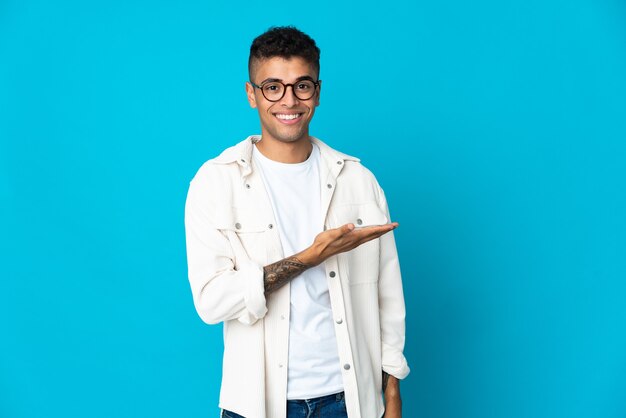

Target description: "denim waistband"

left=287, top=391, right=345, bottom=404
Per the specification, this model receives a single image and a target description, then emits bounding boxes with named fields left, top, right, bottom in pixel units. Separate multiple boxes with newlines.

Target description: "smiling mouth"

left=274, top=113, right=304, bottom=124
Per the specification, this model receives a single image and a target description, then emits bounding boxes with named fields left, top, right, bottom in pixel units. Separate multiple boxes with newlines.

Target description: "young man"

left=185, top=26, right=409, bottom=418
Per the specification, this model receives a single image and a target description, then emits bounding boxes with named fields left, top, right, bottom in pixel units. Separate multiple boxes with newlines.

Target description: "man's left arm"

left=376, top=184, right=410, bottom=417
left=383, top=371, right=402, bottom=417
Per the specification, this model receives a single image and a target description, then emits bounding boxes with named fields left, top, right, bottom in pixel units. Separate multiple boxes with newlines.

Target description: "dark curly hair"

left=248, top=26, right=320, bottom=81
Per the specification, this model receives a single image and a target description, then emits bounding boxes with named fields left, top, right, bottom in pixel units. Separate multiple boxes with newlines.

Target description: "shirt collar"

left=211, top=135, right=360, bottom=167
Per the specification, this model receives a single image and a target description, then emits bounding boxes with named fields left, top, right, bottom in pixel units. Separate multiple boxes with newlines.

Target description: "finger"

left=332, top=223, right=355, bottom=237
left=356, top=222, right=398, bottom=229
left=354, top=223, right=398, bottom=236
left=353, top=223, right=398, bottom=242
left=326, top=223, right=394, bottom=248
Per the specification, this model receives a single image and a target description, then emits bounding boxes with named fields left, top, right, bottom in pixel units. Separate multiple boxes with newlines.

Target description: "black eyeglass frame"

left=249, top=79, right=321, bottom=102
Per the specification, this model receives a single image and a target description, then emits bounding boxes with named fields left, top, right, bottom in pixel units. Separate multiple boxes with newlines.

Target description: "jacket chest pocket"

left=212, top=206, right=269, bottom=266
left=330, top=201, right=389, bottom=284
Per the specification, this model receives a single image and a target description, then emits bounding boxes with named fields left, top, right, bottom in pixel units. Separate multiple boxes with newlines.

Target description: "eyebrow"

left=259, top=75, right=316, bottom=84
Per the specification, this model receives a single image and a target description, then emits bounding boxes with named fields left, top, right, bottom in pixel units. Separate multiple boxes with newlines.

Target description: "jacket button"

left=337, top=161, right=342, bottom=165
left=245, top=183, right=251, bottom=189
left=240, top=158, right=246, bottom=163
left=268, top=224, right=273, bottom=229
left=336, top=318, right=343, bottom=324
left=327, top=184, right=332, bottom=189
left=235, top=223, right=241, bottom=230
left=343, top=364, right=351, bottom=370
left=329, top=271, right=336, bottom=278
left=356, top=218, right=363, bottom=225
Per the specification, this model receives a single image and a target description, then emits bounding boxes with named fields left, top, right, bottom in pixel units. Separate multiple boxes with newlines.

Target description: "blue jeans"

left=222, top=391, right=347, bottom=418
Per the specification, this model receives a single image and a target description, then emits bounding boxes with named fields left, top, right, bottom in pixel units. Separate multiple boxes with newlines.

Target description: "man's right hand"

left=263, top=222, right=398, bottom=296
left=297, top=222, right=399, bottom=267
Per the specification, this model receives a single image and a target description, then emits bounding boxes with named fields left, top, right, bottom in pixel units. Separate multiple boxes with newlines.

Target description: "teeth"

left=276, top=113, right=301, bottom=120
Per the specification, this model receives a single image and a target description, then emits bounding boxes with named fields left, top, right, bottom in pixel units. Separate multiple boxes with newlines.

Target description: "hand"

left=298, top=222, right=399, bottom=266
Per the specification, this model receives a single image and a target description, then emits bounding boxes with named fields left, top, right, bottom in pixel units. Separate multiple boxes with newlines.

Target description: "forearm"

left=263, top=256, right=310, bottom=295
left=383, top=371, right=401, bottom=398
left=263, top=247, right=320, bottom=295
left=378, top=203, right=410, bottom=379
left=383, top=371, right=402, bottom=417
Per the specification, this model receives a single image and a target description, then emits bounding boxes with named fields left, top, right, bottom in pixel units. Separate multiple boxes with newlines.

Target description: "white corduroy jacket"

left=185, top=136, right=409, bottom=418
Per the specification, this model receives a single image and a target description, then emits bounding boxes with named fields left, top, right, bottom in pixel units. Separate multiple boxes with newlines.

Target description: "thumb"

left=321, top=223, right=354, bottom=241
left=337, top=223, right=355, bottom=235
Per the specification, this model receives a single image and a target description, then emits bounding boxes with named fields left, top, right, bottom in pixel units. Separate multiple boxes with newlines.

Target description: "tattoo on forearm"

left=264, top=256, right=310, bottom=295
left=383, top=371, right=390, bottom=393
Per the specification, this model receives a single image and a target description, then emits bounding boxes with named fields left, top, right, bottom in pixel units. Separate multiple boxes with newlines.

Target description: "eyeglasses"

left=250, top=79, right=320, bottom=102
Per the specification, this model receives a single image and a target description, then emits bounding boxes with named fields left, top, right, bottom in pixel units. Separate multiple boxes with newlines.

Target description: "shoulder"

left=338, top=160, right=386, bottom=205
left=342, top=159, right=379, bottom=183
left=187, top=137, right=254, bottom=202
left=189, top=136, right=255, bottom=183
left=314, top=137, right=385, bottom=205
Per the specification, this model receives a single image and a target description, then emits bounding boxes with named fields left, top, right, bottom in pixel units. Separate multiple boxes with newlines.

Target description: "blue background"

left=1, top=0, right=625, bottom=417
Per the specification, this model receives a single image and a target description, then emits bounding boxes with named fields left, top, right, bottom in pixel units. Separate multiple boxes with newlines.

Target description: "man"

left=185, top=26, right=409, bottom=418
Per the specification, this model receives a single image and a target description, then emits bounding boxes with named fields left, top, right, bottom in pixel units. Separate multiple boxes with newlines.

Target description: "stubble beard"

left=263, top=122, right=309, bottom=144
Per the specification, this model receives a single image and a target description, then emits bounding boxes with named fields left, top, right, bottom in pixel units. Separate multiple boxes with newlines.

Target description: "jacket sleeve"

left=376, top=184, right=411, bottom=379
left=184, top=167, right=267, bottom=326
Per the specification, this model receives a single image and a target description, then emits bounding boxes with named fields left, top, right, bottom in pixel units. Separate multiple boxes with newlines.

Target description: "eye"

left=296, top=82, right=312, bottom=91
left=263, top=83, right=281, bottom=93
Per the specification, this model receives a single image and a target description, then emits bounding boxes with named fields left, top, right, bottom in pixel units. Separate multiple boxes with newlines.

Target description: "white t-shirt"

left=252, top=142, right=343, bottom=400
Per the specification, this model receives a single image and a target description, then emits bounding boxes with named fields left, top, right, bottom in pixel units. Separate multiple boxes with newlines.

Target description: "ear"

left=245, top=82, right=257, bottom=108
left=314, top=80, right=322, bottom=107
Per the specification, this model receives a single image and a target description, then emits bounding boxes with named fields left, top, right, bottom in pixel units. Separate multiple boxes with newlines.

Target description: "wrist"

left=296, top=245, right=321, bottom=266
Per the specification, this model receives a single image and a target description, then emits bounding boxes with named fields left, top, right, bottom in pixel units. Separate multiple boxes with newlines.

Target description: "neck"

left=255, top=135, right=313, bottom=163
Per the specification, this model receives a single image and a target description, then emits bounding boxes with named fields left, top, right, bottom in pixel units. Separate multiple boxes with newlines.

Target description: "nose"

left=280, top=85, right=299, bottom=106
